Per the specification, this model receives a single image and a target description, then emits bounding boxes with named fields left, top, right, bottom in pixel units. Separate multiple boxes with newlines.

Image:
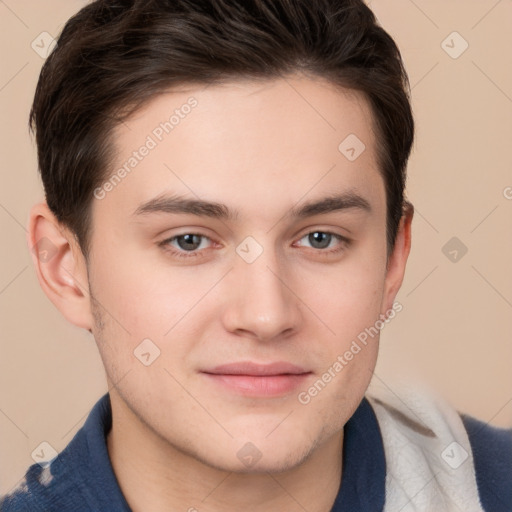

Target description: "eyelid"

left=158, top=232, right=217, bottom=250
left=294, top=223, right=351, bottom=241
left=293, top=231, right=350, bottom=250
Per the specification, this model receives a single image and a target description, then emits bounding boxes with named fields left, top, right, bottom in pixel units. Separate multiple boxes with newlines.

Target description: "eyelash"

left=158, top=231, right=351, bottom=260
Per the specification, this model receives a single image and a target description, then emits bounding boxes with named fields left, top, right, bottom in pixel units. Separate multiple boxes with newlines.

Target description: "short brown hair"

left=30, top=0, right=414, bottom=258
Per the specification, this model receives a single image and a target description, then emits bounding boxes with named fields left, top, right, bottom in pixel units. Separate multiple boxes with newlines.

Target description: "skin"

left=28, top=74, right=413, bottom=512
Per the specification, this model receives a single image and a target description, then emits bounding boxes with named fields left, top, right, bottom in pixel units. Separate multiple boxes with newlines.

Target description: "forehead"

left=97, top=75, right=384, bottom=224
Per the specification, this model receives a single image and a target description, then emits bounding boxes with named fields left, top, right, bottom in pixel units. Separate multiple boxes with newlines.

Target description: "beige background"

left=1, top=0, right=511, bottom=496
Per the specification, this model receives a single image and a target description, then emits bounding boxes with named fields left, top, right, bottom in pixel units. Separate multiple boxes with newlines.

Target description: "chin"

left=202, top=445, right=314, bottom=475
left=192, top=430, right=319, bottom=475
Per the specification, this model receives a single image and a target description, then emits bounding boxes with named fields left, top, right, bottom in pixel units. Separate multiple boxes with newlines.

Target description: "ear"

left=27, top=202, right=94, bottom=330
left=381, top=201, right=414, bottom=314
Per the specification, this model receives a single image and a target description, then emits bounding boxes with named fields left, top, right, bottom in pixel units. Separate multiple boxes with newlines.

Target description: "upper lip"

left=203, top=361, right=310, bottom=376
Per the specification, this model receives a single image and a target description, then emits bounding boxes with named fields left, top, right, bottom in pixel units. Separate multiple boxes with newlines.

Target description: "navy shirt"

left=1, top=393, right=511, bottom=511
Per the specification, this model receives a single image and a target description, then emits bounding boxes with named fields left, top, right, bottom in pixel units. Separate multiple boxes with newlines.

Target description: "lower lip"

left=203, top=373, right=311, bottom=397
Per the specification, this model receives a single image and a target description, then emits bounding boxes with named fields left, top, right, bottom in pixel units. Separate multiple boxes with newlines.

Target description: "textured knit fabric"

left=369, top=389, right=484, bottom=512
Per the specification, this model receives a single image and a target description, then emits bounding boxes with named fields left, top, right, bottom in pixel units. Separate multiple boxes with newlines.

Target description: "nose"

left=220, top=246, right=303, bottom=342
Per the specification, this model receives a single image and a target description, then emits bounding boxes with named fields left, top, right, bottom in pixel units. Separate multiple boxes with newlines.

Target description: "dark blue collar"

left=330, top=397, right=386, bottom=511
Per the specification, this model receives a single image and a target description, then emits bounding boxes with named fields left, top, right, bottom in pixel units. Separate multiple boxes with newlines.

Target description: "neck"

left=107, top=396, right=343, bottom=512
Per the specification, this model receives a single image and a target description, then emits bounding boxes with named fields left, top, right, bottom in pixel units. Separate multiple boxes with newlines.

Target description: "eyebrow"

left=290, top=192, right=371, bottom=218
left=133, top=194, right=238, bottom=221
left=132, top=191, right=371, bottom=221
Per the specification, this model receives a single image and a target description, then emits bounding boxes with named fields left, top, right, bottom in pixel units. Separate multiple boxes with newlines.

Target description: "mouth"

left=201, top=361, right=312, bottom=397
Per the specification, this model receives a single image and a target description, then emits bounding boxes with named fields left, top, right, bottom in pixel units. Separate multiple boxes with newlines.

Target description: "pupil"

left=309, top=232, right=330, bottom=249
left=178, top=234, right=201, bottom=251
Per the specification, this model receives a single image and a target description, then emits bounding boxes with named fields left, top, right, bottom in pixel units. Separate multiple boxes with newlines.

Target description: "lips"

left=201, top=361, right=312, bottom=397
left=205, top=361, right=309, bottom=376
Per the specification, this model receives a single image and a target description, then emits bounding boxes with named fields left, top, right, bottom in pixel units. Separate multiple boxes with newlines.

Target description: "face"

left=84, top=75, right=403, bottom=473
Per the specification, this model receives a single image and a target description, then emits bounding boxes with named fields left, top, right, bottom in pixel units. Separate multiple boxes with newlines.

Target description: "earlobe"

left=27, top=202, right=94, bottom=330
left=382, top=202, right=414, bottom=313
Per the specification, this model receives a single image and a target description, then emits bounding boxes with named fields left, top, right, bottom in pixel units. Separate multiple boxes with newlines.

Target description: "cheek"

left=89, top=239, right=191, bottom=333
left=301, top=255, right=386, bottom=348
left=293, top=262, right=384, bottom=418
left=88, top=243, right=227, bottom=374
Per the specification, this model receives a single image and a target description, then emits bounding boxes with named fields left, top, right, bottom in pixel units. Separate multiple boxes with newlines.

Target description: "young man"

left=2, top=0, right=511, bottom=511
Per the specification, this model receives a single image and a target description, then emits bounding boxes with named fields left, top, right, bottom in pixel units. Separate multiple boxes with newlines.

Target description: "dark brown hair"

left=30, top=0, right=414, bottom=258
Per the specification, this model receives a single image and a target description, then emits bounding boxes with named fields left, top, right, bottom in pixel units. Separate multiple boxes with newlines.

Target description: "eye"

left=159, top=233, right=213, bottom=258
left=295, top=231, right=350, bottom=254
left=158, top=230, right=351, bottom=261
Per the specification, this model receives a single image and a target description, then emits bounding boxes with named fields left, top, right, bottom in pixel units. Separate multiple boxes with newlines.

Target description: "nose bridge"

left=223, top=237, right=301, bottom=340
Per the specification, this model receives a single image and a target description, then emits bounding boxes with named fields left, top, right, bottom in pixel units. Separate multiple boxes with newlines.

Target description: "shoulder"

left=367, top=386, right=508, bottom=512
left=0, top=453, right=87, bottom=512
left=462, top=414, right=512, bottom=512
left=0, top=393, right=128, bottom=512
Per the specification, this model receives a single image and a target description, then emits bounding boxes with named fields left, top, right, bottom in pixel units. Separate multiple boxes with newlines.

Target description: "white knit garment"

left=368, top=387, right=485, bottom=512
